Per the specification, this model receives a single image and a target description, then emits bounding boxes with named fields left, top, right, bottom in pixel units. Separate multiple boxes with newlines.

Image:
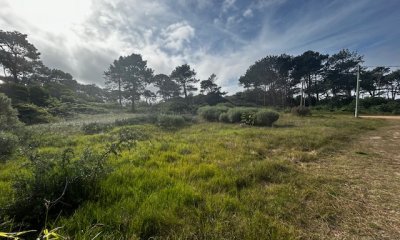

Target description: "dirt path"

left=313, top=121, right=400, bottom=239
left=360, top=115, right=400, bottom=120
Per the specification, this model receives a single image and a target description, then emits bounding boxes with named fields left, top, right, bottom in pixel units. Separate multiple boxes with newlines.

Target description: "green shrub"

left=241, top=112, right=256, bottom=125
left=29, top=85, right=50, bottom=107
left=114, top=115, right=157, bottom=126
left=218, top=112, right=230, bottom=123
left=14, top=103, right=54, bottom=124
left=254, top=110, right=280, bottom=127
left=0, top=93, right=22, bottom=131
left=227, top=107, right=257, bottom=123
left=374, top=101, right=400, bottom=113
left=360, top=97, right=388, bottom=109
left=8, top=133, right=139, bottom=228
left=8, top=148, right=109, bottom=227
left=0, top=131, right=18, bottom=160
left=198, top=106, right=229, bottom=121
left=81, top=122, right=113, bottom=134
left=291, top=106, right=311, bottom=116
left=156, top=114, right=186, bottom=130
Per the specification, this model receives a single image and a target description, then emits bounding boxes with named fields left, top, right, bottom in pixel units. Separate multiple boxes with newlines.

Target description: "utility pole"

left=355, top=65, right=360, bottom=118
left=300, top=79, right=304, bottom=107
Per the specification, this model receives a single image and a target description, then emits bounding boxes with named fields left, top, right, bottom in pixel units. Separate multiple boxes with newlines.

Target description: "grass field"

left=0, top=113, right=387, bottom=239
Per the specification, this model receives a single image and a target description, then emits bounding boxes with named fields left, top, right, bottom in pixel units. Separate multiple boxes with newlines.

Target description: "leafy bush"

left=227, top=107, right=257, bottom=123
left=0, top=131, right=18, bottom=160
left=7, top=133, right=139, bottom=228
left=254, top=110, right=280, bottom=126
left=372, top=101, right=400, bottom=113
left=14, top=104, right=54, bottom=124
left=0, top=93, right=22, bottom=131
left=218, top=112, right=230, bottom=123
left=291, top=106, right=311, bottom=116
left=114, top=115, right=157, bottom=126
left=156, top=114, right=186, bottom=130
left=29, top=85, right=50, bottom=107
left=241, top=112, right=256, bottom=125
left=360, top=97, right=388, bottom=109
left=198, top=106, right=229, bottom=121
left=82, top=122, right=113, bottom=134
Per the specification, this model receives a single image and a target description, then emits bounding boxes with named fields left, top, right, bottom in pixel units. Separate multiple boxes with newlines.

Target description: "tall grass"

left=0, top=113, right=385, bottom=239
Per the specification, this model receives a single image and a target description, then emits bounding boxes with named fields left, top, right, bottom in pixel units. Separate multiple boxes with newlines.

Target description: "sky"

left=1, top=0, right=399, bottom=93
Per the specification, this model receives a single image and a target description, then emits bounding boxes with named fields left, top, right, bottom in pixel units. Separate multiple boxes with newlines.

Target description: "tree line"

left=238, top=50, right=400, bottom=107
left=104, top=54, right=226, bottom=111
left=1, top=29, right=399, bottom=115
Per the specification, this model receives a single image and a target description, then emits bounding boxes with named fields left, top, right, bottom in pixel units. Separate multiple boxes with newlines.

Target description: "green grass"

left=0, top=113, right=385, bottom=239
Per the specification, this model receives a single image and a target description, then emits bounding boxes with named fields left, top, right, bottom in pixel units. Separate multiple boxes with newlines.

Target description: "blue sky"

left=1, top=0, right=399, bottom=93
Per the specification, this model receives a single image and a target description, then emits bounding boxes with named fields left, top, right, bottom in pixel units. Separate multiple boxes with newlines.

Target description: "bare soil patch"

left=308, top=121, right=400, bottom=239
left=360, top=115, right=400, bottom=120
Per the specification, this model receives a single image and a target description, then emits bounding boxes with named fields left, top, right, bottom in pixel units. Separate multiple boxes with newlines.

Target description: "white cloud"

left=1, top=0, right=398, bottom=93
left=222, top=0, right=236, bottom=12
left=243, top=9, right=253, bottom=18
left=161, top=22, right=195, bottom=51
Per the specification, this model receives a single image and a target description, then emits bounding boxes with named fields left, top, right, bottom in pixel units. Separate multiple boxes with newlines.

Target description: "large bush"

left=0, top=131, right=18, bottom=160
left=14, top=103, right=54, bottom=124
left=218, top=112, right=230, bottom=123
left=0, top=93, right=22, bottom=130
left=198, top=106, right=229, bottom=121
left=360, top=97, right=388, bottom=109
left=291, top=106, right=311, bottom=116
left=114, top=115, right=158, bottom=126
left=156, top=114, right=186, bottom=130
left=7, top=133, right=139, bottom=228
left=254, top=110, right=280, bottom=126
left=82, top=122, right=113, bottom=134
left=227, top=107, right=258, bottom=123
left=29, top=85, right=50, bottom=107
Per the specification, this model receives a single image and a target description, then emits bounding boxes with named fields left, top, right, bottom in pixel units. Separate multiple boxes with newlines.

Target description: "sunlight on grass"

left=0, top=113, right=385, bottom=239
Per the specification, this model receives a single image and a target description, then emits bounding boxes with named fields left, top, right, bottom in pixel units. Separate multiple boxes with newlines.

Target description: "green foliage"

left=81, top=122, right=113, bottom=134
left=0, top=30, right=40, bottom=81
left=0, top=113, right=386, bottom=239
left=29, top=85, right=50, bottom=107
left=359, top=97, right=388, bottom=109
left=8, top=148, right=110, bottom=227
left=105, top=54, right=154, bottom=112
left=157, top=100, right=193, bottom=114
left=254, top=110, right=280, bottom=126
left=170, top=64, right=198, bottom=98
left=371, top=101, right=400, bottom=113
left=7, top=131, right=140, bottom=229
left=0, top=131, right=18, bottom=160
left=0, top=93, right=22, bottom=131
left=198, top=105, right=229, bottom=121
left=218, top=112, right=230, bottom=123
left=0, top=83, right=29, bottom=104
left=291, top=106, right=311, bottom=116
left=156, top=114, right=186, bottom=130
left=114, top=115, right=157, bottom=126
left=227, top=107, right=258, bottom=123
left=14, top=103, right=54, bottom=124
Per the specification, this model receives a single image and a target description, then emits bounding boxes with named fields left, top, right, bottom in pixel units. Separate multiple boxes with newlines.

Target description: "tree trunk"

left=118, top=78, right=122, bottom=107
left=183, top=83, right=187, bottom=99
left=131, top=92, right=135, bottom=112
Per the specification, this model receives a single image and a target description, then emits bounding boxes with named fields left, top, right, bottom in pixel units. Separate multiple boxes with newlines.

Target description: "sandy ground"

left=311, top=121, right=400, bottom=239
left=360, top=115, right=400, bottom=120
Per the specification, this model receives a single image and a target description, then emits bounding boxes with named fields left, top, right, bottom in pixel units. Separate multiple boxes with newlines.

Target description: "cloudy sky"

left=1, top=0, right=399, bottom=93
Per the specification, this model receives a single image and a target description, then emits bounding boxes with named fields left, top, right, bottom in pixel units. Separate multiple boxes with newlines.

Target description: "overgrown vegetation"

left=198, top=106, right=280, bottom=127
left=291, top=106, right=312, bottom=116
left=0, top=113, right=384, bottom=239
left=0, top=28, right=398, bottom=240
